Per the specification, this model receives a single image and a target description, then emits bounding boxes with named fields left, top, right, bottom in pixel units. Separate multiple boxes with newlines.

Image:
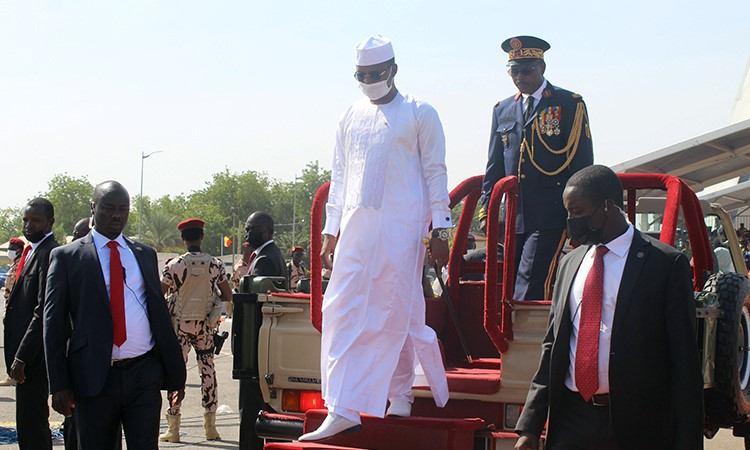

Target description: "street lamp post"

left=292, top=174, right=303, bottom=246
left=139, top=150, right=163, bottom=241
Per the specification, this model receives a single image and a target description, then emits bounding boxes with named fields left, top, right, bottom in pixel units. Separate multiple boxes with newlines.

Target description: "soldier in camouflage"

left=159, top=218, right=232, bottom=442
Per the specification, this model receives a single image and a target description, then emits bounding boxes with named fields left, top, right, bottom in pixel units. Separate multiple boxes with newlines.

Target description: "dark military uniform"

left=481, top=80, right=593, bottom=300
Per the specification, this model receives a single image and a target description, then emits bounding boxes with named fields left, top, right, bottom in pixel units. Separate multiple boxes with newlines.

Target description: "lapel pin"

left=637, top=251, right=645, bottom=258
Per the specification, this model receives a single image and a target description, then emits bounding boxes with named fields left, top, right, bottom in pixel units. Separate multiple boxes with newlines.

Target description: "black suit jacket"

left=516, top=230, right=704, bottom=449
left=480, top=81, right=593, bottom=233
left=249, top=241, right=286, bottom=278
left=4, top=234, right=58, bottom=374
left=43, top=233, right=186, bottom=397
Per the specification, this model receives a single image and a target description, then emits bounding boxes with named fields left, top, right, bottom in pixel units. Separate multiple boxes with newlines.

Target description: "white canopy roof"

left=612, top=118, right=750, bottom=194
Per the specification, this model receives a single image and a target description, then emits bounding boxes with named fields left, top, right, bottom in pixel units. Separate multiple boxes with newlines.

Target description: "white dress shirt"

left=521, top=79, right=548, bottom=113
left=24, top=231, right=54, bottom=261
left=565, top=223, right=634, bottom=394
left=253, top=239, right=274, bottom=258
left=91, top=229, right=154, bottom=359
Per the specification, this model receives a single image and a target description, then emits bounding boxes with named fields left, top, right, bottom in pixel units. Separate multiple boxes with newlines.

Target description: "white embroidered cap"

left=355, top=35, right=394, bottom=66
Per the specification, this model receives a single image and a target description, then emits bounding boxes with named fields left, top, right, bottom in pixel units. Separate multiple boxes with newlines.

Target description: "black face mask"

left=24, top=230, right=46, bottom=243
left=567, top=202, right=608, bottom=246
left=245, top=230, right=265, bottom=249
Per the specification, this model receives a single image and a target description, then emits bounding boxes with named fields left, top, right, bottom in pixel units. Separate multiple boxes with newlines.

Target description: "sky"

left=1, top=0, right=749, bottom=210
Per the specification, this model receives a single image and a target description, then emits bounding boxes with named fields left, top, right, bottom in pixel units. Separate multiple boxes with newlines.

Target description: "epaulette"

left=572, top=93, right=582, bottom=99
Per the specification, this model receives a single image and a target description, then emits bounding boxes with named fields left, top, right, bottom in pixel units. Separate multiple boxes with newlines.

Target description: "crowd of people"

left=0, top=32, right=707, bottom=450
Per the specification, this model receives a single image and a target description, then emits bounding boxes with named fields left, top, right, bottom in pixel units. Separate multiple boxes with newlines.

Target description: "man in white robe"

left=299, top=34, right=453, bottom=442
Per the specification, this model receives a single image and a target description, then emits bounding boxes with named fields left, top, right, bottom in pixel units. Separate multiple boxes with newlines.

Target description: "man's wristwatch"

left=431, top=228, right=452, bottom=241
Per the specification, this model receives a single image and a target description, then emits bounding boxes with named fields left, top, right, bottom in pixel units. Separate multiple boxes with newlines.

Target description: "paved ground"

left=0, top=309, right=746, bottom=448
left=0, top=318, right=241, bottom=449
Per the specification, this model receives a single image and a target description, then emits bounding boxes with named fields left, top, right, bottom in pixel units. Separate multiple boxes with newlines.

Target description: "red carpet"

left=297, top=409, right=485, bottom=450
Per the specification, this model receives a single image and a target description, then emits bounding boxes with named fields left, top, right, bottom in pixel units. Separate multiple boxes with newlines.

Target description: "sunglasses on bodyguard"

left=354, top=64, right=393, bottom=82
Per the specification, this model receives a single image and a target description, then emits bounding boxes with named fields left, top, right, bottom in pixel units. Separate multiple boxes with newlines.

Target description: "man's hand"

left=52, top=389, right=76, bottom=417
left=171, top=388, right=185, bottom=405
left=10, top=359, right=25, bottom=384
left=428, top=237, right=450, bottom=271
left=515, top=432, right=539, bottom=450
left=321, top=234, right=337, bottom=270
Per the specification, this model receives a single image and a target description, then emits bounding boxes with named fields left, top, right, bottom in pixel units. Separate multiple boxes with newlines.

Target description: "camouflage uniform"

left=286, top=260, right=308, bottom=291
left=230, top=259, right=248, bottom=292
left=161, top=252, right=228, bottom=414
left=3, top=260, right=18, bottom=303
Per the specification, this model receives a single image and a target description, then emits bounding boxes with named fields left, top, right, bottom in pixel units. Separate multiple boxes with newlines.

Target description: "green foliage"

left=269, top=161, right=331, bottom=254
left=41, top=174, right=94, bottom=241
left=0, top=207, right=23, bottom=244
left=140, top=208, right=181, bottom=252
left=18, top=161, right=331, bottom=256
left=187, top=169, right=274, bottom=255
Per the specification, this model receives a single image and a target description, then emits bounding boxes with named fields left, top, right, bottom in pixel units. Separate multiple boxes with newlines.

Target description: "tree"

left=188, top=169, right=273, bottom=255
left=0, top=207, right=22, bottom=244
left=141, top=209, right=181, bottom=252
left=270, top=161, right=331, bottom=254
left=42, top=174, right=94, bottom=241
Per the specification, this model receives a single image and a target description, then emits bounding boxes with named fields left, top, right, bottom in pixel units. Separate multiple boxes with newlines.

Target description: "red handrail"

left=309, top=181, right=330, bottom=332
left=618, top=173, right=712, bottom=290
left=484, top=176, right=518, bottom=353
left=445, top=175, right=517, bottom=355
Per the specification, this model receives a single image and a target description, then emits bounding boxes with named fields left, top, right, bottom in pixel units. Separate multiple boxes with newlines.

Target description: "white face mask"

left=7, top=250, right=16, bottom=260
left=358, top=69, right=393, bottom=100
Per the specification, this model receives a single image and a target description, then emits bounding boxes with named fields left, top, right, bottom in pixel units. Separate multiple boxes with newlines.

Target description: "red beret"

left=9, top=237, right=24, bottom=247
left=290, top=245, right=304, bottom=253
left=177, top=218, right=205, bottom=231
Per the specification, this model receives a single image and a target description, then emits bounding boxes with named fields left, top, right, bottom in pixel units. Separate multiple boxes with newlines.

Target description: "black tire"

left=704, top=271, right=750, bottom=425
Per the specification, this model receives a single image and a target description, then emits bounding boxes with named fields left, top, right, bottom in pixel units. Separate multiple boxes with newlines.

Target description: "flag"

left=223, top=235, right=232, bottom=248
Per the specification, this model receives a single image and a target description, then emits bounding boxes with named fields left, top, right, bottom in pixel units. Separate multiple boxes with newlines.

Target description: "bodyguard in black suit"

left=238, top=211, right=286, bottom=449
left=480, top=36, right=593, bottom=300
left=515, top=166, right=703, bottom=450
left=44, top=181, right=186, bottom=450
left=4, top=197, right=58, bottom=450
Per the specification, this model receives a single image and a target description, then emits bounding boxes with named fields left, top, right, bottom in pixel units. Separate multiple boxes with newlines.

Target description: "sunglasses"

left=354, top=64, right=393, bottom=83
left=507, top=65, right=538, bottom=77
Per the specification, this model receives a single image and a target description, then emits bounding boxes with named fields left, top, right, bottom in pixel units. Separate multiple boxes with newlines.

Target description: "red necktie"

left=575, top=245, right=609, bottom=401
left=107, top=241, right=127, bottom=347
left=248, top=252, right=257, bottom=266
left=14, top=244, right=32, bottom=282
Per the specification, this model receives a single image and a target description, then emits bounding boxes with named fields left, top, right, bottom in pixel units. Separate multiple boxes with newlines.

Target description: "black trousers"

left=15, top=357, right=52, bottom=450
left=239, top=379, right=265, bottom=450
left=548, top=388, right=618, bottom=450
left=74, top=352, right=163, bottom=450
left=64, top=411, right=122, bottom=450
left=514, top=229, right=566, bottom=300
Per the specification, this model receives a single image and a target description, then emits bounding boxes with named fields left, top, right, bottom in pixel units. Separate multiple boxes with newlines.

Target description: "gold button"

left=520, top=174, right=526, bottom=179
left=520, top=157, right=525, bottom=163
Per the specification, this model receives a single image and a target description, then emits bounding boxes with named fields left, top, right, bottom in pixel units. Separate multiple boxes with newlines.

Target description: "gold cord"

left=519, top=102, right=588, bottom=176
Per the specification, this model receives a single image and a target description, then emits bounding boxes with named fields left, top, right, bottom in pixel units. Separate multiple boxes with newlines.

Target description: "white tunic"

left=321, top=92, right=452, bottom=418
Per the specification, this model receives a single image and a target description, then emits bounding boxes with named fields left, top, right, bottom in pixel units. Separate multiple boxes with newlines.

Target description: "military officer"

left=480, top=35, right=593, bottom=300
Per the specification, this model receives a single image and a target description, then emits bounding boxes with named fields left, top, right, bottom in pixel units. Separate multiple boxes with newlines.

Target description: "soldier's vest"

left=174, top=252, right=214, bottom=321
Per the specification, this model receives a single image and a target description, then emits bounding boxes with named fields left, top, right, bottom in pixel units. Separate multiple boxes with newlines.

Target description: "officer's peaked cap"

left=501, top=36, right=550, bottom=65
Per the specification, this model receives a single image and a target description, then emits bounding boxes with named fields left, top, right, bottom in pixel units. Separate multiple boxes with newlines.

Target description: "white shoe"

left=298, top=412, right=362, bottom=442
left=0, top=377, right=16, bottom=387
left=385, top=398, right=412, bottom=418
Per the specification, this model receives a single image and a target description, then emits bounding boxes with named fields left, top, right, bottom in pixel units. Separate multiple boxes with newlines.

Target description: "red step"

left=301, top=409, right=485, bottom=450
left=265, top=443, right=365, bottom=450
